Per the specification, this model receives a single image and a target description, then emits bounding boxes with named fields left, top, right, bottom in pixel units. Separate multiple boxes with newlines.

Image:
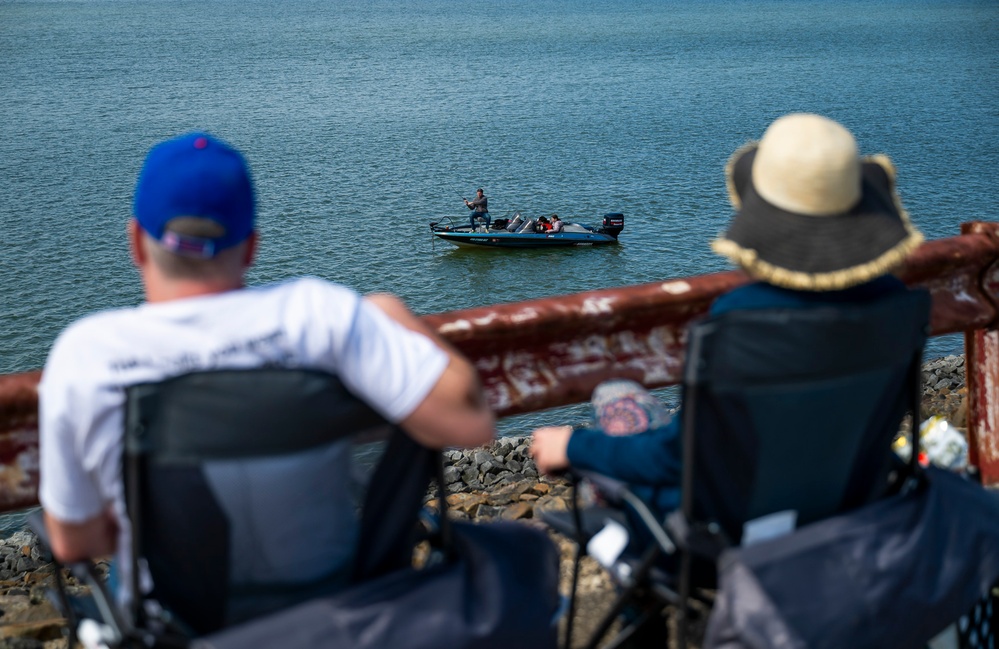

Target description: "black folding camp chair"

left=553, top=287, right=932, bottom=649
left=36, top=367, right=562, bottom=649
left=34, top=368, right=443, bottom=646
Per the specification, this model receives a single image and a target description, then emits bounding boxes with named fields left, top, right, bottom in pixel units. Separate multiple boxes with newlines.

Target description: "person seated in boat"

left=464, top=187, right=490, bottom=230
left=530, top=112, right=924, bottom=525
left=37, top=132, right=495, bottom=620
left=550, top=214, right=564, bottom=233
left=536, top=216, right=552, bottom=233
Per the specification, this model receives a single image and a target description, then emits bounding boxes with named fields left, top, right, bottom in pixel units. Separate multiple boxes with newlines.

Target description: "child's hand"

left=529, top=425, right=574, bottom=475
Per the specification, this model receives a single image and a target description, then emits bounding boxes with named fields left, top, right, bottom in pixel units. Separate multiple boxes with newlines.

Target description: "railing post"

left=0, top=370, right=42, bottom=513
left=962, top=222, right=999, bottom=487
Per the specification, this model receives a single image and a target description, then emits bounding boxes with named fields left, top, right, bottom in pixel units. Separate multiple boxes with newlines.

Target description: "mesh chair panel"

left=684, top=289, right=929, bottom=545
left=141, top=463, right=230, bottom=630
left=202, top=441, right=357, bottom=585
left=124, top=369, right=435, bottom=635
left=740, top=368, right=895, bottom=525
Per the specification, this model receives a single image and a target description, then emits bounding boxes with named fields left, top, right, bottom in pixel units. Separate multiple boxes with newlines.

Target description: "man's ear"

left=128, top=219, right=147, bottom=267
left=243, top=231, right=258, bottom=267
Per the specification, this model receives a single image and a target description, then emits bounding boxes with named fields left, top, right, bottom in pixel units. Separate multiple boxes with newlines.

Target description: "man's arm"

left=364, top=293, right=494, bottom=450
left=44, top=509, right=117, bottom=563
left=38, top=335, right=121, bottom=564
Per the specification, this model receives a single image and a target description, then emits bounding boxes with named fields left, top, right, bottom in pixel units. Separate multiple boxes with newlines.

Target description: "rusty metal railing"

left=2, top=222, right=997, bottom=512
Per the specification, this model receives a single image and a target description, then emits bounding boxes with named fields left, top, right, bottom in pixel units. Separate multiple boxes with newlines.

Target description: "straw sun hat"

left=712, top=113, right=923, bottom=291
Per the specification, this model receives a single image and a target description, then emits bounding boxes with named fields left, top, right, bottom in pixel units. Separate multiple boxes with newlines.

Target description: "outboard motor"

left=597, top=213, right=625, bottom=239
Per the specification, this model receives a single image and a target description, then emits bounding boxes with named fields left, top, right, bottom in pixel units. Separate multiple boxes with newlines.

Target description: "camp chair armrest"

left=571, top=469, right=630, bottom=504
left=665, top=510, right=732, bottom=560
left=570, top=470, right=679, bottom=556
left=621, top=491, right=678, bottom=556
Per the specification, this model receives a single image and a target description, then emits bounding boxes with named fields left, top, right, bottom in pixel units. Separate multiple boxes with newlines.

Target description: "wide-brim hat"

left=711, top=114, right=923, bottom=291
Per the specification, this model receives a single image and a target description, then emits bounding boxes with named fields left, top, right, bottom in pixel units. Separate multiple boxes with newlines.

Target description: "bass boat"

left=429, top=213, right=624, bottom=249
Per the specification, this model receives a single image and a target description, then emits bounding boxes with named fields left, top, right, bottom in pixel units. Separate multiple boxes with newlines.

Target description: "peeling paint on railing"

left=0, top=371, right=41, bottom=513
left=896, top=222, right=999, bottom=335
left=960, top=222, right=999, bottom=486
left=1, top=223, right=997, bottom=512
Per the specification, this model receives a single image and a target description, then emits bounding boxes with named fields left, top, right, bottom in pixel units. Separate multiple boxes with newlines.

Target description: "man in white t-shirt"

left=38, top=132, right=495, bottom=606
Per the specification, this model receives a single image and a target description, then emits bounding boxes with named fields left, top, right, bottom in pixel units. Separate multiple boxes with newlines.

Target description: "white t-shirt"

left=38, top=277, right=449, bottom=601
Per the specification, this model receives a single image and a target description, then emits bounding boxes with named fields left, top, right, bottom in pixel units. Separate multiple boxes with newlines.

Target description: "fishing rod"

left=443, top=177, right=467, bottom=203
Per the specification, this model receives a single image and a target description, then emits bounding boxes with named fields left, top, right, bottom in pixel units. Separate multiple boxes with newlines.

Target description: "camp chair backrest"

left=680, top=288, right=930, bottom=544
left=124, top=368, right=436, bottom=636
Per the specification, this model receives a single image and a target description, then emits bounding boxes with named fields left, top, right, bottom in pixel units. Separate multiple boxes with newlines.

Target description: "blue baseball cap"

left=134, top=132, right=255, bottom=258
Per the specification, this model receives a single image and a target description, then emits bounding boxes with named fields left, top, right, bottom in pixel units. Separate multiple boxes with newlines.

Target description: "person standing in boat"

left=464, top=188, right=490, bottom=230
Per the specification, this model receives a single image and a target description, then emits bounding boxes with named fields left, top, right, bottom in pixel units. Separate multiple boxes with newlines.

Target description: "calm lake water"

left=1, top=0, right=997, bottom=500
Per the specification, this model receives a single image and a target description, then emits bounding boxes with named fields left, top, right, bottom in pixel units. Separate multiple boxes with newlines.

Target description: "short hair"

left=145, top=217, right=248, bottom=280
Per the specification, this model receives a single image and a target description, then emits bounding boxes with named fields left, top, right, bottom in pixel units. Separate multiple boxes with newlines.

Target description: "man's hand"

left=44, top=509, right=118, bottom=563
left=530, top=425, right=573, bottom=475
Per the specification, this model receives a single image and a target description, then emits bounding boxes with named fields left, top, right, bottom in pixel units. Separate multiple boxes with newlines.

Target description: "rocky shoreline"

left=0, top=355, right=971, bottom=648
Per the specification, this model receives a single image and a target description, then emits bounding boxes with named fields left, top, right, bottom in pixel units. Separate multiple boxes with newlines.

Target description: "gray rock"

left=472, top=450, right=494, bottom=466
left=496, top=438, right=515, bottom=455
left=476, top=505, right=504, bottom=519
left=443, top=465, right=461, bottom=484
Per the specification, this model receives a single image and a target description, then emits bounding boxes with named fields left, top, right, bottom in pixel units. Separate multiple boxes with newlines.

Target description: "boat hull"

left=432, top=230, right=617, bottom=248
left=429, top=212, right=624, bottom=249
